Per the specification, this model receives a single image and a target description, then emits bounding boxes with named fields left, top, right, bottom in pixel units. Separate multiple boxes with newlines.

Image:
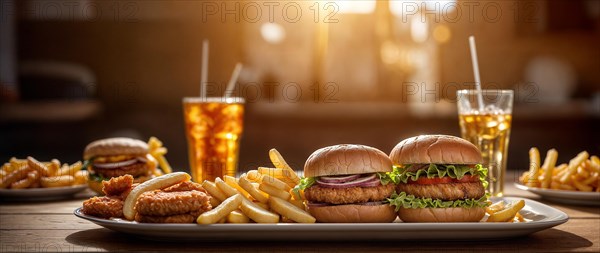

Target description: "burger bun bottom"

left=398, top=207, right=485, bottom=222
left=307, top=204, right=397, bottom=223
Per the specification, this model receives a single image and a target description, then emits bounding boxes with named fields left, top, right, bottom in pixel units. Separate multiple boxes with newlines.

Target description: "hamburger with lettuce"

left=388, top=135, right=489, bottom=222
left=295, top=144, right=397, bottom=223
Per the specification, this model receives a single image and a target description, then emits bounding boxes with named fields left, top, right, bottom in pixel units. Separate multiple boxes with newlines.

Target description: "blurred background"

left=1, top=0, right=599, bottom=178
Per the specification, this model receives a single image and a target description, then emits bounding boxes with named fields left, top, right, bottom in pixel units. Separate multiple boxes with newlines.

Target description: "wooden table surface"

left=1, top=178, right=599, bottom=252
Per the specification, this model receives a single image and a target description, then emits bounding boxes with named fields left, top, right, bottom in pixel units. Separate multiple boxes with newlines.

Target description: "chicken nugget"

left=135, top=190, right=212, bottom=216
left=82, top=196, right=124, bottom=219
left=162, top=181, right=206, bottom=193
left=102, top=175, right=134, bottom=197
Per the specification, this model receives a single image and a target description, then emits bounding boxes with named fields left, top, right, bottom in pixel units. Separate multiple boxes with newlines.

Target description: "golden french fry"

left=10, top=170, right=39, bottom=189
left=487, top=200, right=525, bottom=222
left=27, top=157, right=50, bottom=177
left=202, top=180, right=228, bottom=202
left=209, top=197, right=220, bottom=207
left=553, top=164, right=567, bottom=176
left=0, top=166, right=32, bottom=189
left=197, top=194, right=243, bottom=224
left=486, top=201, right=506, bottom=215
left=541, top=149, right=558, bottom=189
left=152, top=147, right=168, bottom=156
left=215, top=177, right=238, bottom=197
left=519, top=171, right=530, bottom=184
left=590, top=156, right=600, bottom=172
left=240, top=198, right=280, bottom=223
left=123, top=172, right=191, bottom=220
left=559, top=183, right=575, bottom=191
left=58, top=161, right=83, bottom=177
left=40, top=175, right=74, bottom=188
left=258, top=167, right=286, bottom=178
left=560, top=151, right=589, bottom=183
left=515, top=213, right=525, bottom=222
left=283, top=180, right=298, bottom=189
left=148, top=136, right=163, bottom=150
left=147, top=137, right=172, bottom=174
left=269, top=149, right=300, bottom=184
left=526, top=148, right=541, bottom=187
left=227, top=209, right=250, bottom=223
left=288, top=198, right=305, bottom=210
left=224, top=175, right=252, bottom=200
left=550, top=181, right=561, bottom=190
left=583, top=174, right=598, bottom=185
left=246, top=170, right=262, bottom=182
left=58, top=164, right=69, bottom=175
left=261, top=175, right=291, bottom=191
left=155, top=155, right=172, bottom=174
left=268, top=196, right=315, bottom=223
left=215, top=178, right=279, bottom=223
left=573, top=180, right=593, bottom=192
left=280, top=217, right=295, bottom=223
left=44, top=159, right=61, bottom=176
left=258, top=167, right=298, bottom=188
left=9, top=157, right=27, bottom=171
left=74, top=170, right=88, bottom=185
left=253, top=201, right=269, bottom=210
left=239, top=175, right=269, bottom=203
left=576, top=166, right=590, bottom=181
left=259, top=183, right=291, bottom=200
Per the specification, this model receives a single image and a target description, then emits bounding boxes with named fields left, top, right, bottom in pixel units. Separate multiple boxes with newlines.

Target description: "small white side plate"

left=515, top=183, right=600, bottom=206
left=0, top=185, right=88, bottom=201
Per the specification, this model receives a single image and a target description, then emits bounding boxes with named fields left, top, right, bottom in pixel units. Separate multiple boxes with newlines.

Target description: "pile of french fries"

left=0, top=157, right=87, bottom=189
left=520, top=148, right=600, bottom=192
left=485, top=199, right=526, bottom=222
left=197, top=149, right=315, bottom=224
left=147, top=137, right=173, bottom=176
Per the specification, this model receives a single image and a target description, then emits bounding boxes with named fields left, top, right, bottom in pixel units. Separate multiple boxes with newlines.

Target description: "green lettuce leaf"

left=81, top=159, right=92, bottom=171
left=292, top=177, right=316, bottom=200
left=394, top=164, right=488, bottom=189
left=377, top=170, right=399, bottom=185
left=387, top=192, right=489, bottom=211
left=89, top=172, right=107, bottom=183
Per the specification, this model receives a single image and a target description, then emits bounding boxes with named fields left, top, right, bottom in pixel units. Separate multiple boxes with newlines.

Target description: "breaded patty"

left=134, top=211, right=202, bottom=223
left=82, top=196, right=124, bottom=219
left=304, top=184, right=395, bottom=205
left=92, top=162, right=149, bottom=178
left=135, top=190, right=212, bottom=216
left=162, top=181, right=206, bottom=193
left=396, top=182, right=485, bottom=201
left=102, top=174, right=134, bottom=196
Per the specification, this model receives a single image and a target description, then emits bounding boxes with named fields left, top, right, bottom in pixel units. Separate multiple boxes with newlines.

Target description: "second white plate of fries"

left=515, top=184, right=600, bottom=206
left=74, top=196, right=568, bottom=241
left=1, top=156, right=88, bottom=200
left=518, top=148, right=600, bottom=206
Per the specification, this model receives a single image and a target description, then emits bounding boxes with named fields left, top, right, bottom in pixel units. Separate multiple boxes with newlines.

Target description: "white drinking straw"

left=224, top=63, right=243, bottom=98
left=468, top=36, right=485, bottom=111
left=201, top=40, right=209, bottom=99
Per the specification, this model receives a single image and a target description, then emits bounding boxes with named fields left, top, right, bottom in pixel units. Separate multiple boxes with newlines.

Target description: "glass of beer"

left=183, top=97, right=244, bottom=182
left=457, top=90, right=513, bottom=197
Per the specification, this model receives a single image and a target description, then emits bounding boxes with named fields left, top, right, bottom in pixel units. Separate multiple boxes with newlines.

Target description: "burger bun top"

left=390, top=135, right=482, bottom=165
left=84, top=137, right=149, bottom=160
left=304, top=144, right=392, bottom=178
